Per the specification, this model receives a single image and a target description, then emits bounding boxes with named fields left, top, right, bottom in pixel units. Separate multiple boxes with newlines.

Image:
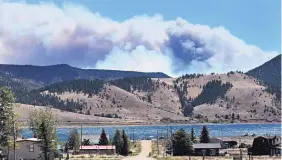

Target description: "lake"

left=22, top=123, right=281, bottom=142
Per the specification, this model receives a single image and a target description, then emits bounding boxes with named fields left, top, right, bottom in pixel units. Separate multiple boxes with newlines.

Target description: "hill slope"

left=173, top=72, right=281, bottom=123
left=246, top=54, right=281, bottom=88
left=0, top=64, right=170, bottom=85
left=26, top=74, right=280, bottom=124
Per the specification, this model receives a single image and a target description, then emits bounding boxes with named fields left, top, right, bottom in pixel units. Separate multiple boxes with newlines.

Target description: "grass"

left=154, top=155, right=281, bottom=160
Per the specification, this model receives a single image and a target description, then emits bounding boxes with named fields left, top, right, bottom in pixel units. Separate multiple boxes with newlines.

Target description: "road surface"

left=122, top=140, right=156, bottom=160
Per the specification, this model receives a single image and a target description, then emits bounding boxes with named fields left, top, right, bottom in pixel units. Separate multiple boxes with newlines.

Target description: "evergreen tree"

left=0, top=87, right=15, bottom=147
left=29, top=108, right=57, bottom=160
left=0, top=87, right=21, bottom=159
left=190, top=128, right=196, bottom=143
left=112, top=129, right=122, bottom=154
left=99, top=129, right=109, bottom=145
left=120, top=130, right=129, bottom=156
left=200, top=126, right=210, bottom=143
left=172, top=128, right=193, bottom=156
left=67, top=129, right=80, bottom=153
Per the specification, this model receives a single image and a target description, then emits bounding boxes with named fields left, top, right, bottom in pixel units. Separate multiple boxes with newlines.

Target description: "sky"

left=0, top=0, right=280, bottom=77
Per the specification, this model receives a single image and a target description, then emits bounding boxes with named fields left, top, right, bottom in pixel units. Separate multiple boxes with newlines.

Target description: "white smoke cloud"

left=0, top=1, right=279, bottom=77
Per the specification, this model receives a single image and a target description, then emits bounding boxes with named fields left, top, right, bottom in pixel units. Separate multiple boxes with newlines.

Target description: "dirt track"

left=123, top=140, right=155, bottom=160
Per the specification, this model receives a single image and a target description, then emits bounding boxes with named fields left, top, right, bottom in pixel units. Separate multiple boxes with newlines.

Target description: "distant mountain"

left=0, top=64, right=170, bottom=85
left=246, top=54, right=281, bottom=88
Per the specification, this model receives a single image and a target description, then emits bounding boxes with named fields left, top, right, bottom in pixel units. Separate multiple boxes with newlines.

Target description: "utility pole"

left=166, top=128, right=169, bottom=156
left=12, top=114, right=16, bottom=160
left=169, top=126, right=173, bottom=156
left=80, top=125, right=83, bottom=150
left=163, top=132, right=165, bottom=157
left=157, top=130, right=159, bottom=156
left=132, top=128, right=135, bottom=144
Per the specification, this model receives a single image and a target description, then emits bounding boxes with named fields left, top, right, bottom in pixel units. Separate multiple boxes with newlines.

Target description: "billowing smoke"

left=0, top=1, right=279, bottom=77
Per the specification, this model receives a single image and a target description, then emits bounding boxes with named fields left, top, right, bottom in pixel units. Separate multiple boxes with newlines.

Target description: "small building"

left=193, top=143, right=222, bottom=156
left=248, top=136, right=281, bottom=156
left=210, top=137, right=238, bottom=148
left=79, top=145, right=116, bottom=155
left=7, top=138, right=41, bottom=160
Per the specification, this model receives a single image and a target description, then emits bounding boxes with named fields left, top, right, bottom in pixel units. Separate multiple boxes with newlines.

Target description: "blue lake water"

left=22, top=123, right=281, bottom=142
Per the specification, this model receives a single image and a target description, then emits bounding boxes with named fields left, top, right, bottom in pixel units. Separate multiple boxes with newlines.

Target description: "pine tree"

left=121, top=130, right=129, bottom=156
left=190, top=128, right=196, bottom=143
left=112, top=129, right=122, bottom=154
left=67, top=128, right=80, bottom=153
left=172, top=128, right=193, bottom=156
left=0, top=87, right=15, bottom=145
left=99, top=129, right=109, bottom=145
left=200, top=126, right=210, bottom=143
left=0, top=87, right=19, bottom=158
left=29, top=108, right=57, bottom=160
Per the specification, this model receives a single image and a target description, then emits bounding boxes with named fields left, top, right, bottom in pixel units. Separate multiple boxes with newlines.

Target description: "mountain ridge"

left=0, top=64, right=170, bottom=85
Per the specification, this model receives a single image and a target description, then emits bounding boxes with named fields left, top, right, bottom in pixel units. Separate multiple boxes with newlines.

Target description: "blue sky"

left=0, top=0, right=280, bottom=75
left=23, top=0, right=281, bottom=52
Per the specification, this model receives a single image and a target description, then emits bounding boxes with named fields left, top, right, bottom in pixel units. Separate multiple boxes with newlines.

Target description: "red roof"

left=79, top=145, right=115, bottom=150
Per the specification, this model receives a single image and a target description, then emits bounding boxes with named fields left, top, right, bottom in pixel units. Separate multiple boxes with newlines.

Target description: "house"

left=79, top=145, right=116, bottom=155
left=210, top=137, right=238, bottom=148
left=193, top=143, right=222, bottom=156
left=7, top=138, right=41, bottom=160
left=248, top=136, right=281, bottom=156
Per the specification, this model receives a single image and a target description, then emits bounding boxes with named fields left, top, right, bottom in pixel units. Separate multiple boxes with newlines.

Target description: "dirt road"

left=123, top=140, right=155, bottom=160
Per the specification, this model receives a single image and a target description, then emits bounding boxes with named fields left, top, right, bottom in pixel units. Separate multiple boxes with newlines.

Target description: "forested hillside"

left=247, top=54, right=281, bottom=88
left=0, top=73, right=84, bottom=112
left=39, top=79, right=105, bottom=95
left=110, top=77, right=154, bottom=93
left=0, top=64, right=169, bottom=84
left=191, top=80, right=233, bottom=106
left=246, top=54, right=281, bottom=102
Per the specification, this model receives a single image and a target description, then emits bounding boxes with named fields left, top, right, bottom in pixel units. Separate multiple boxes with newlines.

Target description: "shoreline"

left=21, top=121, right=282, bottom=129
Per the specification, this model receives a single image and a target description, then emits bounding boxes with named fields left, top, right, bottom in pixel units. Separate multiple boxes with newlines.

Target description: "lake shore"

left=20, top=120, right=281, bottom=128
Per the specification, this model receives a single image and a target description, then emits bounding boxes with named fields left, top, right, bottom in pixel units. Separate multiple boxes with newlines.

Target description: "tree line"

left=110, top=76, right=154, bottom=93
left=174, top=73, right=204, bottom=84
left=38, top=79, right=105, bottom=95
